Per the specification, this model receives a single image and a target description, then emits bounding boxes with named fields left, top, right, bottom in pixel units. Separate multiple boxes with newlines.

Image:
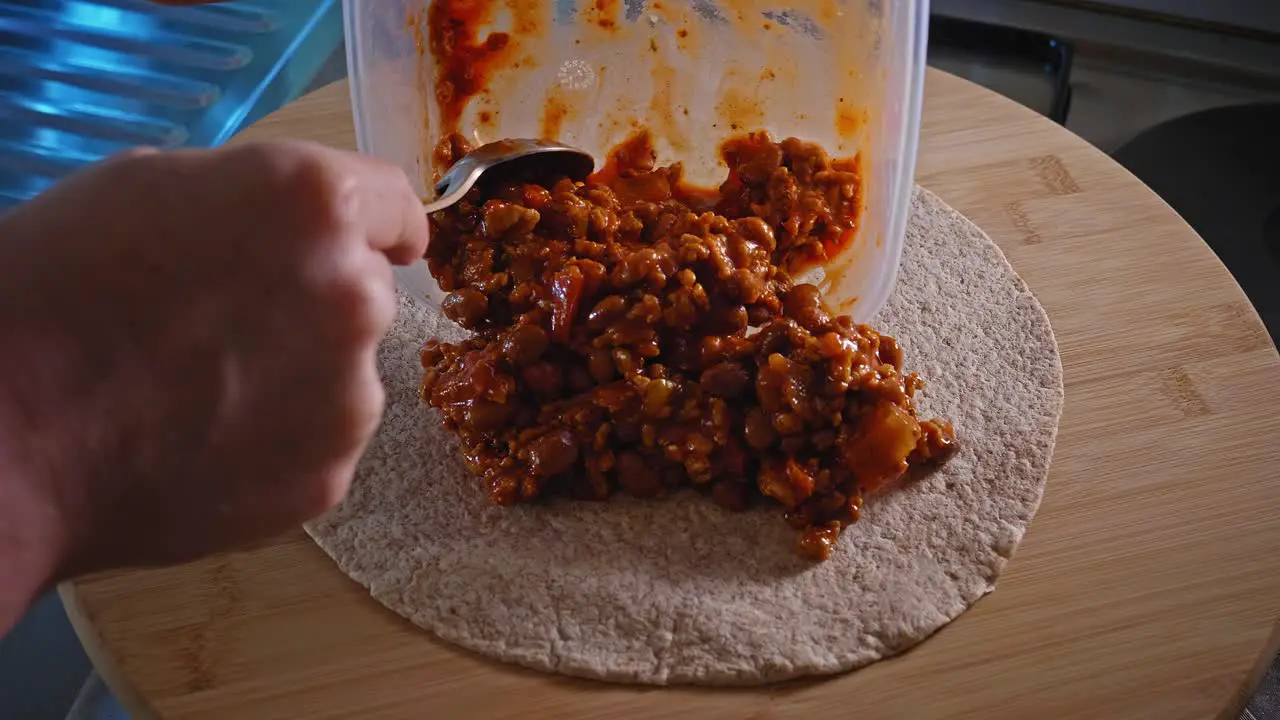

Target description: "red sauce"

left=588, top=130, right=862, bottom=268
left=588, top=130, right=719, bottom=211
left=420, top=129, right=949, bottom=562
left=540, top=92, right=570, bottom=140
left=584, top=0, right=621, bottom=31
left=421, top=1, right=864, bottom=269
left=823, top=156, right=863, bottom=260
left=427, top=0, right=515, bottom=136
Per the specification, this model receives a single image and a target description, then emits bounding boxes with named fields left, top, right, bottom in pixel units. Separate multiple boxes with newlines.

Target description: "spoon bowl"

left=424, top=139, right=595, bottom=214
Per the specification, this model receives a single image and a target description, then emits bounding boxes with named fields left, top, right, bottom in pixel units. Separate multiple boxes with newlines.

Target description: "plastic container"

left=344, top=0, right=927, bottom=322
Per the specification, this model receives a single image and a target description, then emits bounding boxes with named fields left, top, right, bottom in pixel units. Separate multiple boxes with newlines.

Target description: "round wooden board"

left=63, top=70, right=1280, bottom=720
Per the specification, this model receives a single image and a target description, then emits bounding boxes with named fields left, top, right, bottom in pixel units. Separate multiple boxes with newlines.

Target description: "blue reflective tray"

left=0, top=0, right=342, bottom=210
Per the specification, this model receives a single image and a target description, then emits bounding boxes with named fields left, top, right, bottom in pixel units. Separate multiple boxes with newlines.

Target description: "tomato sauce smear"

left=427, top=0, right=515, bottom=137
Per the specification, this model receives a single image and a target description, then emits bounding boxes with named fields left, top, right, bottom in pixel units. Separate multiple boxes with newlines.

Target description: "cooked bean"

left=502, top=324, right=549, bottom=366
left=616, top=451, right=662, bottom=498
left=487, top=471, right=520, bottom=506
left=441, top=288, right=488, bottom=327
left=526, top=430, right=579, bottom=478
left=419, top=130, right=956, bottom=562
left=877, top=334, right=903, bottom=368
left=588, top=347, right=616, bottom=383
left=464, top=401, right=512, bottom=432
left=711, top=480, right=749, bottom=511
left=783, top=283, right=832, bottom=332
left=567, top=365, right=594, bottom=394
left=743, top=408, right=777, bottom=449
left=587, top=295, right=628, bottom=330
left=481, top=200, right=540, bottom=236
left=708, top=303, right=749, bottom=334
left=612, top=347, right=639, bottom=376
left=700, top=362, right=749, bottom=398
left=774, top=412, right=804, bottom=436
left=796, top=522, right=842, bottom=561
left=521, top=362, right=563, bottom=398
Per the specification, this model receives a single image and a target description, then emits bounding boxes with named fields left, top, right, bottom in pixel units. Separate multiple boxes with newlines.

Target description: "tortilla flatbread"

left=305, top=186, right=1064, bottom=685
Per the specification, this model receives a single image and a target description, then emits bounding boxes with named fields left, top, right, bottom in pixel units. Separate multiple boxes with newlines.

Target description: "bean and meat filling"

left=420, top=130, right=956, bottom=561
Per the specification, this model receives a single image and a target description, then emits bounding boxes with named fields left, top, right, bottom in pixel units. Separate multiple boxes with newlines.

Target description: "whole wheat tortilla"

left=305, top=186, right=1064, bottom=685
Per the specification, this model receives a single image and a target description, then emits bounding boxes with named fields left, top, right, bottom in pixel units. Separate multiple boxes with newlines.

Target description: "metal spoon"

left=423, top=139, right=595, bottom=214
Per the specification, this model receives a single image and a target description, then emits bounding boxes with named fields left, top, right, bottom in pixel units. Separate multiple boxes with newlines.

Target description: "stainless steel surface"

left=425, top=138, right=594, bottom=214
left=1055, top=0, right=1280, bottom=36
left=931, top=0, right=1280, bottom=152
left=933, top=0, right=1280, bottom=79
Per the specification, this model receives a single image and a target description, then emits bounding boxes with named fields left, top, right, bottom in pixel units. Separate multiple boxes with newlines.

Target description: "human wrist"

left=0, top=426, right=68, bottom=635
left=0, top=250, right=76, bottom=634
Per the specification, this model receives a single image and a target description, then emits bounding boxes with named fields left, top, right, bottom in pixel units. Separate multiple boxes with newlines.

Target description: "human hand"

left=0, top=142, right=427, bottom=596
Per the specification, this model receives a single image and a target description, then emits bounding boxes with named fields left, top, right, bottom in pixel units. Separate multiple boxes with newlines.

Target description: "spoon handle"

left=423, top=194, right=458, bottom=215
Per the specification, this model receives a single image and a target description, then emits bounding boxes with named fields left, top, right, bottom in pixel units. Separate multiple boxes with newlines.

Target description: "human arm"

left=0, top=142, right=428, bottom=634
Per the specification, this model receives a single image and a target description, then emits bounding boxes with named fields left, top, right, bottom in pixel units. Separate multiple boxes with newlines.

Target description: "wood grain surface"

left=61, top=70, right=1280, bottom=720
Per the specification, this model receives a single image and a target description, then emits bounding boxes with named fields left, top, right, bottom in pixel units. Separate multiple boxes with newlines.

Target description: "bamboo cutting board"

left=62, top=70, right=1280, bottom=720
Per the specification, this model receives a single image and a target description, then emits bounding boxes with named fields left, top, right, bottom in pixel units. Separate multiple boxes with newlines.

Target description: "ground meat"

left=420, top=129, right=956, bottom=561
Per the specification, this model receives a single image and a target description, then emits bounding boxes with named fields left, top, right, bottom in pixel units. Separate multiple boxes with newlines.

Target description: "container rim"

left=860, top=0, right=928, bottom=321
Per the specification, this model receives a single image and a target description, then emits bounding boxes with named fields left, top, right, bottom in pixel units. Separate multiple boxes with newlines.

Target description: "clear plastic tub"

left=343, top=0, right=927, bottom=322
